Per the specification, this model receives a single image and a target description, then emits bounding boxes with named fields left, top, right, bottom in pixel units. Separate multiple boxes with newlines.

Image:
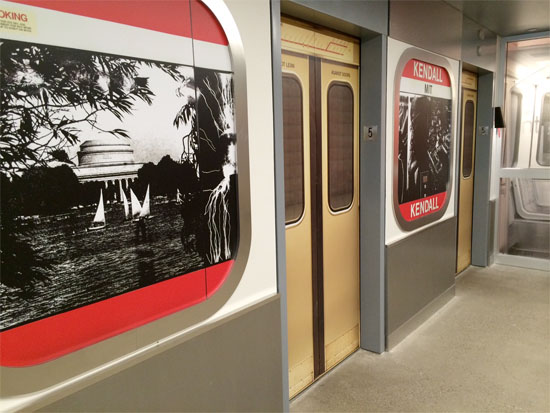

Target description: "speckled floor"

left=290, top=264, right=550, bottom=412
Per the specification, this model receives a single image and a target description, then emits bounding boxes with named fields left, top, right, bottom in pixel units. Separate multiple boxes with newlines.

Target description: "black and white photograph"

left=0, top=39, right=238, bottom=331
left=397, top=93, right=452, bottom=204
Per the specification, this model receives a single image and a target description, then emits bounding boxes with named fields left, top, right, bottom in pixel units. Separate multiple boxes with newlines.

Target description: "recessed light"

left=527, top=28, right=538, bottom=32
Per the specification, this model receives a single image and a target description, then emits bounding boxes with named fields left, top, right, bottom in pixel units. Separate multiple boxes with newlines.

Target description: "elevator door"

left=281, top=18, right=360, bottom=398
left=457, top=71, right=478, bottom=273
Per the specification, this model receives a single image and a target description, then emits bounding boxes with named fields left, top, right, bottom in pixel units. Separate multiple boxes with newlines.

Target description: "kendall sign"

left=393, top=53, right=454, bottom=230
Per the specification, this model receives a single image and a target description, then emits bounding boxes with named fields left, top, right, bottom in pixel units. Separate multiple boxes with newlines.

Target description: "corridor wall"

left=0, top=0, right=282, bottom=410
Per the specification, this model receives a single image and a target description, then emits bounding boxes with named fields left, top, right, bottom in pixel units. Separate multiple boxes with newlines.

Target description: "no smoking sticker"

left=0, top=7, right=34, bottom=34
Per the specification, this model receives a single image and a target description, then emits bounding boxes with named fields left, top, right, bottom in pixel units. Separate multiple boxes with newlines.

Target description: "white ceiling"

left=445, top=0, right=550, bottom=36
left=506, top=38, right=550, bottom=88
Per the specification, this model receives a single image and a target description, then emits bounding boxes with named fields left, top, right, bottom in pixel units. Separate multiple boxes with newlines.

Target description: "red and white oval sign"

left=394, top=58, right=452, bottom=227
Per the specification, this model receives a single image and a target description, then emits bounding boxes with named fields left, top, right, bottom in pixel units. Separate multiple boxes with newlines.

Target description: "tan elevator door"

left=281, top=18, right=360, bottom=398
left=457, top=71, right=478, bottom=273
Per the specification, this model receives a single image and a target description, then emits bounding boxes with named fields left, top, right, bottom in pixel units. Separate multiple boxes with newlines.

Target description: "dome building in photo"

left=72, top=139, right=143, bottom=188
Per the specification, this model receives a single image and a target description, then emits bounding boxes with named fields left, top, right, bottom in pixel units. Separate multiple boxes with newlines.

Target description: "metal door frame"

left=271, top=2, right=388, bottom=406
left=456, top=71, right=479, bottom=273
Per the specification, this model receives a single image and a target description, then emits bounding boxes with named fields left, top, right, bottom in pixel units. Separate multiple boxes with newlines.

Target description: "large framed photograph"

left=0, top=0, right=241, bottom=366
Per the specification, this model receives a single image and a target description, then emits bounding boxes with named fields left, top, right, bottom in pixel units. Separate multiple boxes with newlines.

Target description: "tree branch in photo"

left=0, top=40, right=183, bottom=177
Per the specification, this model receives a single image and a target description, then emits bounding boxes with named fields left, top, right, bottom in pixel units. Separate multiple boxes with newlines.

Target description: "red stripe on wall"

left=190, top=0, right=228, bottom=46
left=206, top=260, right=234, bottom=297
left=6, top=0, right=229, bottom=45
left=398, top=192, right=447, bottom=221
left=0, top=269, right=207, bottom=367
left=7, top=0, right=192, bottom=37
left=401, top=59, right=451, bottom=87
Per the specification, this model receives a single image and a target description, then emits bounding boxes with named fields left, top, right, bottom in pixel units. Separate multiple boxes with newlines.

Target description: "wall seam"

left=270, top=0, right=290, bottom=410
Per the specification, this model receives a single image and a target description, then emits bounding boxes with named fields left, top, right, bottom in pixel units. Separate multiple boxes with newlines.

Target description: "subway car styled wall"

left=3, top=0, right=537, bottom=409
left=0, top=0, right=282, bottom=410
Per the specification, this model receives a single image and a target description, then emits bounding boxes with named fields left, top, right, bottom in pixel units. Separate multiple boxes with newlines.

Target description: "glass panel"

left=498, top=36, right=550, bottom=264
left=537, top=93, right=550, bottom=166
left=328, top=83, right=354, bottom=211
left=282, top=75, right=304, bottom=224
left=506, top=91, right=523, bottom=167
left=503, top=37, right=550, bottom=168
left=498, top=178, right=550, bottom=259
left=462, top=100, right=475, bottom=178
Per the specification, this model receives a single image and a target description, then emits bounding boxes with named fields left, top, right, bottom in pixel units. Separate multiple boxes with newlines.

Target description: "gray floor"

left=291, top=264, right=550, bottom=412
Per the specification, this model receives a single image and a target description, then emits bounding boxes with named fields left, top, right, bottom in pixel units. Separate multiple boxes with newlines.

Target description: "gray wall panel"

left=288, top=0, right=388, bottom=35
left=360, top=35, right=387, bottom=354
left=471, top=72, right=494, bottom=266
left=389, top=0, right=462, bottom=60
left=386, top=218, right=457, bottom=335
left=39, top=297, right=284, bottom=412
left=461, top=17, right=497, bottom=72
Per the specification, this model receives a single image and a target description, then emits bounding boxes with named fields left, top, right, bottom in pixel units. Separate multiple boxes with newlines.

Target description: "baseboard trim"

left=386, top=285, right=455, bottom=350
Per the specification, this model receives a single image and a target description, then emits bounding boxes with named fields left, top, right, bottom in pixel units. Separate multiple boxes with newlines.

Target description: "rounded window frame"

left=0, top=0, right=252, bottom=396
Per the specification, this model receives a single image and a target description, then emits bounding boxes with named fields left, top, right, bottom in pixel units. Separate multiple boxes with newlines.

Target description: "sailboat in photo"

left=139, top=185, right=151, bottom=219
left=89, top=189, right=106, bottom=231
left=120, top=181, right=130, bottom=219
left=122, top=190, right=130, bottom=219
left=130, top=188, right=142, bottom=220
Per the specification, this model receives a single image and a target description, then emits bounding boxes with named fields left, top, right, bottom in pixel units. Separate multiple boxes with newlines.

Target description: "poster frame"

left=0, top=0, right=252, bottom=398
left=392, top=47, right=457, bottom=231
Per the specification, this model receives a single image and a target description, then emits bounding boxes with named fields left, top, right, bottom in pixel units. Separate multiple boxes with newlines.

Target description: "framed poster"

left=387, top=41, right=458, bottom=238
left=0, top=0, right=248, bottom=368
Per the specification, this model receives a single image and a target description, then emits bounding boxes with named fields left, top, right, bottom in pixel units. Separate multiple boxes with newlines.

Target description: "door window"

left=283, top=75, right=305, bottom=223
left=327, top=82, right=354, bottom=211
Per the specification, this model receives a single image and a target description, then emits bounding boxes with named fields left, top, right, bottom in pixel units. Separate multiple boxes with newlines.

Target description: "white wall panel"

left=208, top=0, right=278, bottom=320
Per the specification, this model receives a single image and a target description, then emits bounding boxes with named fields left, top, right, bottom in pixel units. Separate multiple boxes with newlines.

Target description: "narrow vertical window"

left=537, top=93, right=550, bottom=166
left=462, top=100, right=475, bottom=178
left=510, top=91, right=523, bottom=167
left=328, top=82, right=354, bottom=211
left=282, top=75, right=304, bottom=223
